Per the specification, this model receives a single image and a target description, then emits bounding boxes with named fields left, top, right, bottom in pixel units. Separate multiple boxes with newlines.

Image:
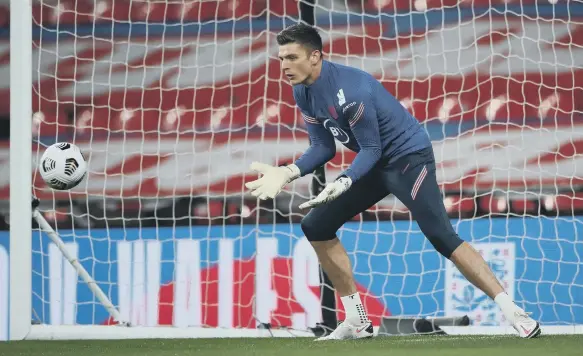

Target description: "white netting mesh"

left=12, top=0, right=583, bottom=328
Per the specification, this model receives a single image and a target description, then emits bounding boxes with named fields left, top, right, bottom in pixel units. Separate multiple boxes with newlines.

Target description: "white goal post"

left=4, top=0, right=583, bottom=341
left=9, top=0, right=33, bottom=341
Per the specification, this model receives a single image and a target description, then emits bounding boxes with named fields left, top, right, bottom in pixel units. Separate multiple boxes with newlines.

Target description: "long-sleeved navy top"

left=293, top=60, right=432, bottom=183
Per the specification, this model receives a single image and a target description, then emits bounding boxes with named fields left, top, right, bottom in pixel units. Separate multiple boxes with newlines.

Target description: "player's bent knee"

left=428, top=232, right=464, bottom=259
left=300, top=214, right=337, bottom=242
left=414, top=208, right=464, bottom=258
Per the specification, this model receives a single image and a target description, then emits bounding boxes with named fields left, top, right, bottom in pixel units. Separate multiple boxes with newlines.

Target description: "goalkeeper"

left=245, top=23, right=540, bottom=341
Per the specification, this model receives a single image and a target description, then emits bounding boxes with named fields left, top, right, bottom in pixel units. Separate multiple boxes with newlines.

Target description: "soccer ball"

left=39, top=142, right=87, bottom=190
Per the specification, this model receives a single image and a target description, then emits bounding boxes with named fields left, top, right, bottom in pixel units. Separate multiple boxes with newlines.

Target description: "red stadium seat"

left=172, top=0, right=266, bottom=23
left=192, top=200, right=223, bottom=223
left=75, top=107, right=110, bottom=134
left=269, top=0, right=300, bottom=17
left=32, top=0, right=94, bottom=26
left=119, top=109, right=157, bottom=132
left=95, top=0, right=131, bottom=23
left=179, top=1, right=222, bottom=22
left=33, top=110, right=70, bottom=137
left=0, top=5, right=9, bottom=27
left=479, top=195, right=508, bottom=214
left=32, top=2, right=53, bottom=26
left=543, top=194, right=583, bottom=214
left=444, top=196, right=476, bottom=216
left=362, top=0, right=543, bottom=13
left=26, top=0, right=280, bottom=24
left=277, top=104, right=303, bottom=128
left=127, top=1, right=183, bottom=23
left=59, top=0, right=94, bottom=26
left=510, top=198, right=538, bottom=215
left=159, top=106, right=196, bottom=133
left=217, top=0, right=266, bottom=20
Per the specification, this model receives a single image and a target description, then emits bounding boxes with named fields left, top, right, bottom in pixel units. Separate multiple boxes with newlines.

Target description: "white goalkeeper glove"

left=299, top=176, right=352, bottom=209
left=245, top=162, right=301, bottom=200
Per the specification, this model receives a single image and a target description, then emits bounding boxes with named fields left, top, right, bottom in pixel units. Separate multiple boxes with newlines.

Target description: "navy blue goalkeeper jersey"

left=293, top=59, right=432, bottom=183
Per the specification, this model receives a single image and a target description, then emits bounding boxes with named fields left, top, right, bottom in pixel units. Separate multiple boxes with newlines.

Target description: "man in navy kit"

left=245, top=23, right=540, bottom=340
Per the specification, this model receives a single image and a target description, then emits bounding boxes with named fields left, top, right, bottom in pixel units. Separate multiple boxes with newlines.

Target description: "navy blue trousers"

left=301, top=147, right=464, bottom=258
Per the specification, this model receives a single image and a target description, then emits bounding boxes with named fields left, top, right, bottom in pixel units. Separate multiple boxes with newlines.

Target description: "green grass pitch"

left=0, top=335, right=582, bottom=356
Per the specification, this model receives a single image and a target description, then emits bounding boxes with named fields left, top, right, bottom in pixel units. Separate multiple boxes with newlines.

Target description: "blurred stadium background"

left=0, top=0, right=582, bottom=229
left=0, top=0, right=582, bottom=339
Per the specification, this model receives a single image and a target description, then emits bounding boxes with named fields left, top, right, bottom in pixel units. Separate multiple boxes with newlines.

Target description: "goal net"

left=1, top=0, right=583, bottom=339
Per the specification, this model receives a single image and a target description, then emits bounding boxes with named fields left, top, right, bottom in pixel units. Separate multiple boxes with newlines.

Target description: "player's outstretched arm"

left=245, top=113, right=335, bottom=200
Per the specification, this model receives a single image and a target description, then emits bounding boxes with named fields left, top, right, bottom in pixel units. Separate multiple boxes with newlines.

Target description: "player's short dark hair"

left=276, top=23, right=323, bottom=56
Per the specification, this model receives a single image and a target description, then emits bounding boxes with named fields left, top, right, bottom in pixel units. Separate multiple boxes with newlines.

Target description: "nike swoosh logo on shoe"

left=356, top=324, right=369, bottom=334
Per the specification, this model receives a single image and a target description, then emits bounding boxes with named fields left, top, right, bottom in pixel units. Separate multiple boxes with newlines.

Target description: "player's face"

left=278, top=43, right=321, bottom=85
